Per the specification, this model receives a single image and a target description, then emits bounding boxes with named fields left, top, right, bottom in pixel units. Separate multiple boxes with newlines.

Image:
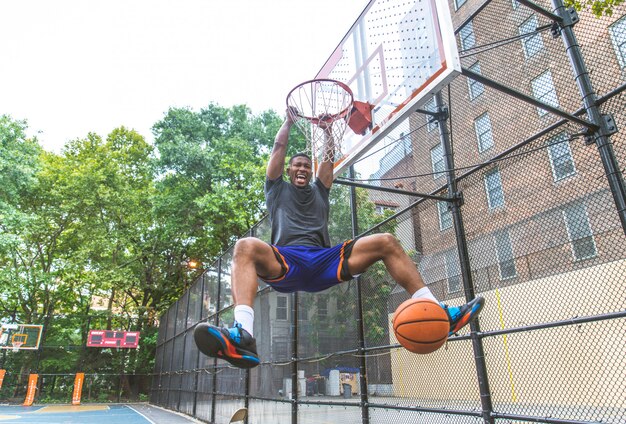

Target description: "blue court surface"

left=0, top=404, right=199, bottom=424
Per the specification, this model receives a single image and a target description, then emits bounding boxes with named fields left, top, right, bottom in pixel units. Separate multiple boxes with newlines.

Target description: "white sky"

left=0, top=0, right=370, bottom=153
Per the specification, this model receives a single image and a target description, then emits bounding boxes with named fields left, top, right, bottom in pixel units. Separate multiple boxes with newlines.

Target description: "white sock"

left=234, top=305, right=255, bottom=336
left=412, top=287, right=438, bottom=303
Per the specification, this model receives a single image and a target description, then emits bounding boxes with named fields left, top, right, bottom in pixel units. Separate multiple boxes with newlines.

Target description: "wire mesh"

left=152, top=1, right=626, bottom=423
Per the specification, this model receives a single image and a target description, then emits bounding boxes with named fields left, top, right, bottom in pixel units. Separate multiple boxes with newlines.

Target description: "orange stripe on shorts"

left=264, top=246, right=290, bottom=283
left=336, top=240, right=351, bottom=282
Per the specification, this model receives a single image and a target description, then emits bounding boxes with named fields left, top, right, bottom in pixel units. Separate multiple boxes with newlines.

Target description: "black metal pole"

left=435, top=91, right=494, bottom=424
left=460, top=68, right=597, bottom=131
left=334, top=178, right=450, bottom=202
left=165, top=301, right=179, bottom=408
left=348, top=165, right=370, bottom=424
left=551, top=0, right=626, bottom=235
left=210, top=258, right=223, bottom=424
left=117, top=348, right=127, bottom=403
left=157, top=307, right=170, bottom=405
left=177, top=285, right=192, bottom=412
left=245, top=227, right=256, bottom=424
left=192, top=271, right=205, bottom=418
left=291, top=291, right=298, bottom=424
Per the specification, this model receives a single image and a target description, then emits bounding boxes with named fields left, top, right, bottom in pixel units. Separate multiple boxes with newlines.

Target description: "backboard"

left=316, top=0, right=461, bottom=177
left=0, top=323, right=43, bottom=350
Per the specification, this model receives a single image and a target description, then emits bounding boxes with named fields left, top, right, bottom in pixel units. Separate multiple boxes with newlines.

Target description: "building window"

left=467, top=62, right=485, bottom=100
left=455, top=0, right=467, bottom=10
left=609, top=15, right=626, bottom=68
left=519, top=15, right=544, bottom=58
left=531, top=70, right=559, bottom=117
left=298, top=304, right=308, bottom=321
left=276, top=295, right=288, bottom=320
left=484, top=168, right=505, bottom=209
left=317, top=295, right=328, bottom=319
left=474, top=113, right=494, bottom=152
left=375, top=203, right=397, bottom=214
left=400, top=132, right=413, bottom=155
left=437, top=201, right=453, bottom=231
left=459, top=21, right=476, bottom=51
left=563, top=202, right=597, bottom=261
left=445, top=250, right=461, bottom=293
left=431, top=142, right=445, bottom=179
left=273, top=341, right=289, bottom=361
left=512, top=0, right=520, bottom=9
left=547, top=132, right=576, bottom=181
left=494, top=229, right=517, bottom=279
left=424, top=96, right=438, bottom=132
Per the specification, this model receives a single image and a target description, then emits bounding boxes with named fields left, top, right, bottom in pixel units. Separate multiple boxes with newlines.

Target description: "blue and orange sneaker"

left=441, top=296, right=485, bottom=336
left=194, top=322, right=260, bottom=369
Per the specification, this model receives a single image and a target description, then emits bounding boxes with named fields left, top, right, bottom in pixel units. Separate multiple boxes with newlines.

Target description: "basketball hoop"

left=286, top=79, right=354, bottom=167
left=12, top=341, right=23, bottom=352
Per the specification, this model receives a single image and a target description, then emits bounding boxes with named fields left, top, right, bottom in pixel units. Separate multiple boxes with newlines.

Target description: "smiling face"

left=287, top=155, right=313, bottom=188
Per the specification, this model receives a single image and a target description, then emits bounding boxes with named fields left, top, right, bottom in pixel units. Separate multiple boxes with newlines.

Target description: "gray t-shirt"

left=265, top=176, right=331, bottom=247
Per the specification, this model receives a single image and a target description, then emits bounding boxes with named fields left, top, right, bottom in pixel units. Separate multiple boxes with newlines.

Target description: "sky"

left=0, top=0, right=370, bottom=153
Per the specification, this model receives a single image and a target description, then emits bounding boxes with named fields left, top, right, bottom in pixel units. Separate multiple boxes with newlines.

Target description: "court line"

left=141, top=404, right=204, bottom=423
left=126, top=405, right=157, bottom=424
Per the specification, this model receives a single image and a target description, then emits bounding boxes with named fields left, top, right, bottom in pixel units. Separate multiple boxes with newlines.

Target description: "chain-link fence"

left=0, top=312, right=156, bottom=405
left=152, top=1, right=626, bottom=423
left=0, top=371, right=152, bottom=404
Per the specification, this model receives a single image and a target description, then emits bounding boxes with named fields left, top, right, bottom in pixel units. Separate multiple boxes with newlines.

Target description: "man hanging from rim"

left=194, top=108, right=484, bottom=368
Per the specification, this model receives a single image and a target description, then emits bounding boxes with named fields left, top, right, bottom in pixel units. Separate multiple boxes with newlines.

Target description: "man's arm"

left=267, top=110, right=296, bottom=180
left=316, top=124, right=335, bottom=189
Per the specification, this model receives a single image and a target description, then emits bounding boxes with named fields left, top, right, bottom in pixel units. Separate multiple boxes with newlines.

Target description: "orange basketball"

left=392, top=298, right=449, bottom=354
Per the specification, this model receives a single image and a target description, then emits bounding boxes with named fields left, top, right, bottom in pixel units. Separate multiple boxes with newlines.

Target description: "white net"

left=12, top=341, right=23, bottom=352
left=286, top=79, right=354, bottom=166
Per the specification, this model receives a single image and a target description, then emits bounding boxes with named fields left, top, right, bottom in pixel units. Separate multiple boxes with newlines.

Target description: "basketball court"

left=3, top=0, right=624, bottom=423
left=0, top=404, right=200, bottom=424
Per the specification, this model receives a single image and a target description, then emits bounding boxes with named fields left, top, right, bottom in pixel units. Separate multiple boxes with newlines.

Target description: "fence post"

left=165, top=301, right=179, bottom=409
left=291, top=291, right=298, bottom=424
left=435, top=90, right=495, bottom=424
left=210, top=257, right=223, bottom=424
left=192, top=272, right=205, bottom=418
left=177, top=285, right=192, bottom=412
left=551, top=0, right=626, bottom=234
left=156, top=306, right=170, bottom=405
left=349, top=165, right=370, bottom=424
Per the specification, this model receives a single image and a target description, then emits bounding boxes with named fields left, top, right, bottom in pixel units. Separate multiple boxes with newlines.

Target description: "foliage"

left=0, top=105, right=284, bottom=385
left=152, top=104, right=284, bottom=258
left=565, top=0, right=623, bottom=16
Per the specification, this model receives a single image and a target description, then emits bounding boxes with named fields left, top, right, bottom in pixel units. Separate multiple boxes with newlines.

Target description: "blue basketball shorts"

left=261, top=240, right=357, bottom=293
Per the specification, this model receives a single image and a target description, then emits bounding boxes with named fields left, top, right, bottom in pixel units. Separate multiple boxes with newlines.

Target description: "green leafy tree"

left=151, top=104, right=286, bottom=261
left=566, top=0, right=623, bottom=16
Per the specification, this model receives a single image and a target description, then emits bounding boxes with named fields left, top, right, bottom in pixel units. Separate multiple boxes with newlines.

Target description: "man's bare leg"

left=347, top=233, right=425, bottom=295
left=193, top=237, right=281, bottom=369
left=231, top=237, right=283, bottom=306
left=347, top=233, right=485, bottom=335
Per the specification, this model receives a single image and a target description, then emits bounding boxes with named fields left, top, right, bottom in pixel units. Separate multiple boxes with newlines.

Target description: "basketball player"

left=194, top=109, right=484, bottom=368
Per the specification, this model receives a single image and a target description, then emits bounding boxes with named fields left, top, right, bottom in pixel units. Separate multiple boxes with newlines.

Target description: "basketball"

left=392, top=298, right=449, bottom=354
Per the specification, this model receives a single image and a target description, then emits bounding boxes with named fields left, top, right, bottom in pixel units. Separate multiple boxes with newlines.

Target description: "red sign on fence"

left=87, top=330, right=140, bottom=348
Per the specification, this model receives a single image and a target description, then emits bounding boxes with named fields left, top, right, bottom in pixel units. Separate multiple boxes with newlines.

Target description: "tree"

left=565, top=0, right=623, bottom=17
left=151, top=104, right=289, bottom=261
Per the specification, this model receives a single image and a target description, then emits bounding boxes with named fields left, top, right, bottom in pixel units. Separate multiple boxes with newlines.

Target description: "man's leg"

left=347, top=233, right=484, bottom=336
left=194, top=237, right=282, bottom=368
left=347, top=233, right=425, bottom=295
left=231, top=237, right=284, bottom=307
